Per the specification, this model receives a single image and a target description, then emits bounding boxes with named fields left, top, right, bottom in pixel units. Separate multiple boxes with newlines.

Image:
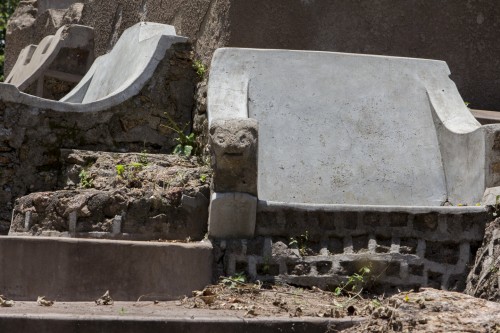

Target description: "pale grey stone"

left=480, top=187, right=500, bottom=206
left=208, top=192, right=257, bottom=238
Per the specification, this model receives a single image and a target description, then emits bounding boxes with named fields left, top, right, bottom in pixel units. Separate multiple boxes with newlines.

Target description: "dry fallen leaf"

left=95, top=290, right=114, bottom=305
left=37, top=296, right=54, bottom=306
left=200, top=295, right=216, bottom=305
left=0, top=295, right=14, bottom=307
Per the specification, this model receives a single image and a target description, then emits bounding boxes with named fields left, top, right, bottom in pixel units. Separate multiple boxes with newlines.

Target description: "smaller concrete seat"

left=5, top=24, right=94, bottom=99
left=0, top=22, right=195, bottom=232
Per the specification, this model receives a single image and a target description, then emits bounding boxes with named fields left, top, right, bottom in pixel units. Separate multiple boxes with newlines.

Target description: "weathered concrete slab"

left=5, top=24, right=94, bottom=99
left=0, top=237, right=212, bottom=301
left=208, top=48, right=486, bottom=206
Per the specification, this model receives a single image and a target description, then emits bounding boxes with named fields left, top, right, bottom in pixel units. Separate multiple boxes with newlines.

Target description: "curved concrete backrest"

left=0, top=22, right=186, bottom=112
left=208, top=48, right=485, bottom=206
left=61, top=22, right=182, bottom=105
left=5, top=24, right=94, bottom=92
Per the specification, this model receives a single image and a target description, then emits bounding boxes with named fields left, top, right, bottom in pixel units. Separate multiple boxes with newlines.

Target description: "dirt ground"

left=184, top=281, right=500, bottom=332
left=2, top=282, right=500, bottom=332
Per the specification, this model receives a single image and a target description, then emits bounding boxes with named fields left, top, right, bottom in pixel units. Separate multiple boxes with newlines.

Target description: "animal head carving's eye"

left=239, top=134, right=247, bottom=143
left=217, top=136, right=225, bottom=144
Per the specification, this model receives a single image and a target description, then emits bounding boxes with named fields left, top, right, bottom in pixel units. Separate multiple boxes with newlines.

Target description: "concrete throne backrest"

left=208, top=48, right=485, bottom=206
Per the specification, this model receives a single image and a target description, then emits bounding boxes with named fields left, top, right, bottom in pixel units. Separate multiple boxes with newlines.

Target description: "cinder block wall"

left=215, top=205, right=490, bottom=292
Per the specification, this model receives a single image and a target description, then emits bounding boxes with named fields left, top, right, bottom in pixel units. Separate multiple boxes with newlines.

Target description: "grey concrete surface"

left=61, top=22, right=184, bottom=108
left=208, top=48, right=486, bottom=206
left=0, top=237, right=212, bottom=301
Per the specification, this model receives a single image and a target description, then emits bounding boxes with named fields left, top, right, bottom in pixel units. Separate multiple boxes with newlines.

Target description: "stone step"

left=0, top=236, right=212, bottom=301
left=9, top=149, right=211, bottom=241
left=0, top=304, right=363, bottom=333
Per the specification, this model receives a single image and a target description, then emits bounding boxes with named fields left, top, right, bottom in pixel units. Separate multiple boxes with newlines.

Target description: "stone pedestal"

left=208, top=192, right=257, bottom=238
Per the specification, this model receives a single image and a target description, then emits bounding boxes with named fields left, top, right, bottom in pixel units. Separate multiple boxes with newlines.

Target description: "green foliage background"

left=1, top=0, right=20, bottom=81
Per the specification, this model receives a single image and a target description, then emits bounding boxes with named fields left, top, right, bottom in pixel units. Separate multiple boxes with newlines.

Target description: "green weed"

left=162, top=113, right=198, bottom=157
left=192, top=59, right=206, bottom=79
left=79, top=169, right=93, bottom=188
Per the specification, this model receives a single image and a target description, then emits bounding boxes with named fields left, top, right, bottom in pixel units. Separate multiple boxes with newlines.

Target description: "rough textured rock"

left=9, top=150, right=211, bottom=240
left=466, top=217, right=500, bottom=302
left=6, top=0, right=500, bottom=110
left=343, top=288, right=500, bottom=333
left=209, top=118, right=258, bottom=195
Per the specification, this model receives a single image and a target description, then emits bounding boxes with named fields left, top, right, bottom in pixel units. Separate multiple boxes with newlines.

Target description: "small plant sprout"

left=192, top=59, right=206, bottom=79
left=116, top=164, right=125, bottom=177
left=493, top=195, right=500, bottom=217
left=200, top=174, right=208, bottom=183
left=289, top=231, right=310, bottom=256
left=79, top=169, right=93, bottom=188
left=138, top=150, right=149, bottom=165
left=162, top=113, right=198, bottom=157
left=222, top=272, right=247, bottom=289
left=334, top=265, right=371, bottom=297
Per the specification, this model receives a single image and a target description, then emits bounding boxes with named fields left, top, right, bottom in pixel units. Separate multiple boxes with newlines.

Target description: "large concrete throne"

left=207, top=48, right=500, bottom=238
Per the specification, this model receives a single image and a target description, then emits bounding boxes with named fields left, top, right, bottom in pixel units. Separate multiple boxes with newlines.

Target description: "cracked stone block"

left=414, top=214, right=439, bottom=232
left=316, top=261, right=333, bottom=275
left=375, top=236, right=392, bottom=253
left=409, top=264, right=425, bottom=276
left=352, top=235, right=370, bottom=253
left=287, top=263, right=311, bottom=276
left=425, top=242, right=460, bottom=265
left=400, top=238, right=419, bottom=255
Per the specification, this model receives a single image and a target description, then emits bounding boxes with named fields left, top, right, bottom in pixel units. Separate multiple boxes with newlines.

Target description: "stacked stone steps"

left=1, top=149, right=214, bottom=302
left=216, top=202, right=490, bottom=292
left=9, top=149, right=210, bottom=241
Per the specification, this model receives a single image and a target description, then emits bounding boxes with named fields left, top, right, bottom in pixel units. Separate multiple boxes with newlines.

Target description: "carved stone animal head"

left=209, top=118, right=258, bottom=194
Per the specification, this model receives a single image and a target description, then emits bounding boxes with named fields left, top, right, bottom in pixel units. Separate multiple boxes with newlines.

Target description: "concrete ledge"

left=0, top=307, right=364, bottom=333
left=259, top=200, right=490, bottom=214
left=0, top=237, right=212, bottom=301
left=471, top=109, right=500, bottom=125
